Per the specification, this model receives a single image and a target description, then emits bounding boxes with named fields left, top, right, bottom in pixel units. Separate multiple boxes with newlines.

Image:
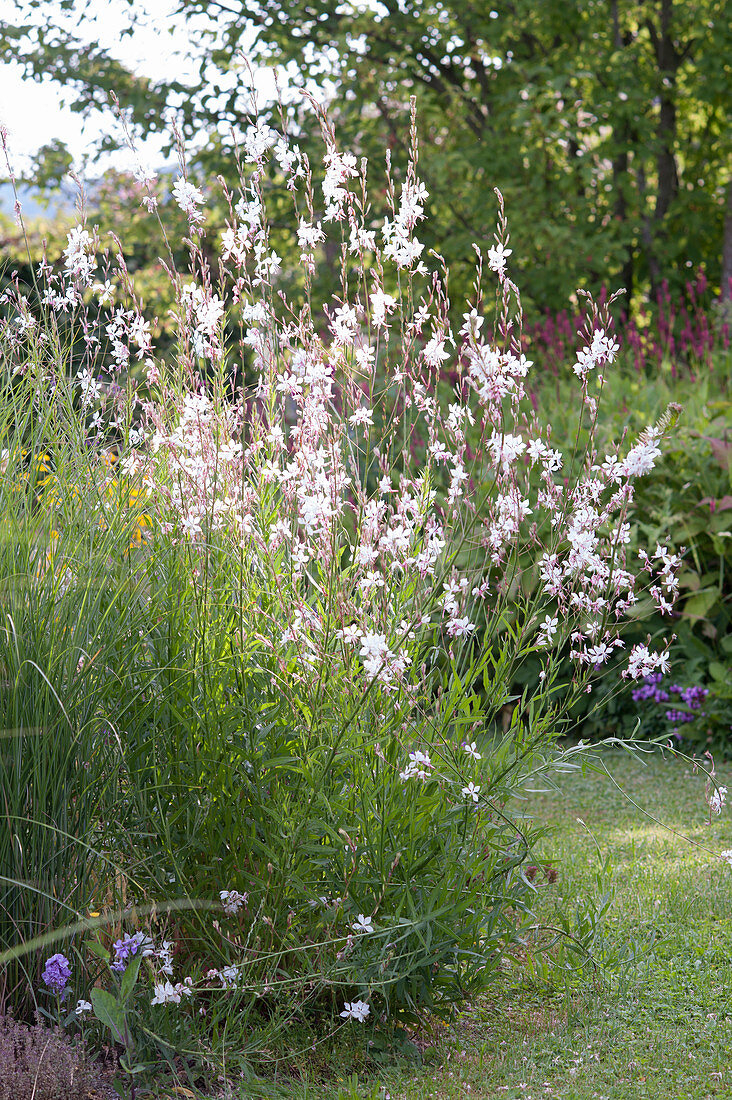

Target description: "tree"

left=2, top=0, right=730, bottom=314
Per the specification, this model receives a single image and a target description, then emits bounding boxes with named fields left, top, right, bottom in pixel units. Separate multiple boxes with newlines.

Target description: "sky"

left=0, top=0, right=274, bottom=178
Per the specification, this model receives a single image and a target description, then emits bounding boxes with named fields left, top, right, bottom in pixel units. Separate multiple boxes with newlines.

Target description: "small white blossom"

left=172, top=179, right=205, bottom=222
left=710, top=786, right=727, bottom=815
left=349, top=406, right=374, bottom=428
left=351, top=914, right=375, bottom=934
left=220, top=889, right=247, bottom=915
left=340, top=999, right=370, bottom=1022
left=151, top=980, right=182, bottom=1005
left=462, top=782, right=481, bottom=803
left=244, top=120, right=277, bottom=161
left=370, top=288, right=397, bottom=327
left=486, top=242, right=512, bottom=275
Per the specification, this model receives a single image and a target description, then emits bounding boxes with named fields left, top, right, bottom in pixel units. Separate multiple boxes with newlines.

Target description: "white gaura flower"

left=400, top=750, right=433, bottom=782
left=349, top=406, right=374, bottom=429
left=423, top=333, right=450, bottom=367
left=340, top=999, right=370, bottom=1022
left=156, top=940, right=174, bottom=976
left=75, top=999, right=93, bottom=1015
left=486, top=242, right=512, bottom=275
left=719, top=850, right=732, bottom=867
left=446, top=616, right=475, bottom=637
left=462, top=782, right=481, bottom=803
left=297, top=218, right=326, bottom=251
left=244, top=120, right=277, bottom=161
left=710, top=786, right=727, bottom=815
left=463, top=742, right=481, bottom=761
left=351, top=914, right=375, bottom=934
left=369, top=288, right=397, bottom=327
left=172, top=179, right=205, bottom=221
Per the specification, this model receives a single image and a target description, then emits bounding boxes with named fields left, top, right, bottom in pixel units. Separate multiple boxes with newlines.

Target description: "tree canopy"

left=2, top=0, right=730, bottom=313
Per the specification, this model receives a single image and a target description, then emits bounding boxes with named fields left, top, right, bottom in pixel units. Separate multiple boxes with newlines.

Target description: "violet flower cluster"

left=41, top=953, right=72, bottom=997
left=632, top=673, right=709, bottom=736
left=111, top=931, right=153, bottom=972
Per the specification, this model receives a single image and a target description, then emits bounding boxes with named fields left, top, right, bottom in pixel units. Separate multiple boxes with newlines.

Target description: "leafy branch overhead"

left=3, top=0, right=730, bottom=312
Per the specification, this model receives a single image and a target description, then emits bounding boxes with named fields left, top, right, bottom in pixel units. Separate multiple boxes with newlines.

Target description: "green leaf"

left=118, top=1053, right=150, bottom=1075
left=120, top=950, right=143, bottom=1002
left=91, top=987, right=126, bottom=1045
left=83, top=938, right=110, bottom=961
left=682, top=589, right=718, bottom=621
left=709, top=662, right=729, bottom=683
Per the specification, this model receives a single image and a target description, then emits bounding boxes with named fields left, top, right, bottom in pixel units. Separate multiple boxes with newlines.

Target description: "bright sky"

left=0, top=0, right=275, bottom=177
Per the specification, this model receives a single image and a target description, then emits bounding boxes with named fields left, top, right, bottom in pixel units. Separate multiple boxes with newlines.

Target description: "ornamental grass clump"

left=0, top=99, right=679, bottom=1068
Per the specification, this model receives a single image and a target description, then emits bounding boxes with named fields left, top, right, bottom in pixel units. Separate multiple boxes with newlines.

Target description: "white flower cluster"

left=359, top=631, right=411, bottom=688
left=172, top=178, right=205, bottom=225
left=572, top=327, right=620, bottom=379
left=180, top=281, right=225, bottom=361
left=151, top=976, right=193, bottom=1005
left=709, top=786, right=727, bottom=816
left=340, top=999, right=370, bottom=1022
left=322, top=145, right=358, bottom=221
left=47, top=108, right=676, bottom=708
left=63, top=225, right=96, bottom=286
left=399, top=750, right=433, bottom=782
left=382, top=176, right=428, bottom=270
left=220, top=888, right=248, bottom=915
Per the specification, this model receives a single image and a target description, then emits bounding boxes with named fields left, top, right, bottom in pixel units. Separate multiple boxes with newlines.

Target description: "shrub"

left=0, top=99, right=680, bottom=1078
left=0, top=1014, right=105, bottom=1100
left=517, top=344, right=731, bottom=750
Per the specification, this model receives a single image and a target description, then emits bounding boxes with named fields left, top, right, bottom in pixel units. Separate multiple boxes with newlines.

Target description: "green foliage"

left=3, top=0, right=730, bottom=315
left=608, top=356, right=731, bottom=753
left=0, top=87, right=708, bottom=1092
left=362, top=750, right=732, bottom=1100
left=523, top=345, right=732, bottom=750
left=0, top=402, right=144, bottom=1017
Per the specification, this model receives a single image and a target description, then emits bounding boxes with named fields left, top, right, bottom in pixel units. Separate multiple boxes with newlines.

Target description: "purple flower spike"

left=42, top=953, right=72, bottom=996
left=111, top=931, right=147, bottom=972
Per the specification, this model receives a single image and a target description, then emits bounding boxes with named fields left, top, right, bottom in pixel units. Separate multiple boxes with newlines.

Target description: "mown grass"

left=270, top=747, right=732, bottom=1100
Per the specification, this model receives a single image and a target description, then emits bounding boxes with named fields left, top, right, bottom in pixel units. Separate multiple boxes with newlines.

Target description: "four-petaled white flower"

left=462, top=782, right=481, bottom=803
left=349, top=406, right=374, bottom=428
left=75, top=999, right=93, bottom=1015
left=486, top=242, right=512, bottom=275
left=351, top=913, right=375, bottom=934
left=463, top=742, right=481, bottom=760
left=719, top=850, right=732, bottom=867
left=340, top=999, right=370, bottom=1022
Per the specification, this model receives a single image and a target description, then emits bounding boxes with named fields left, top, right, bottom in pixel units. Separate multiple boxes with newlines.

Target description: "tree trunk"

left=610, top=0, right=634, bottom=302
left=653, top=0, right=680, bottom=225
left=722, top=177, right=732, bottom=301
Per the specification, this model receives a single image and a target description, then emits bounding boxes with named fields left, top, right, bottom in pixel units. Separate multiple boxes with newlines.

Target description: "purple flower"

left=42, top=953, right=72, bottom=997
left=111, top=931, right=149, bottom=972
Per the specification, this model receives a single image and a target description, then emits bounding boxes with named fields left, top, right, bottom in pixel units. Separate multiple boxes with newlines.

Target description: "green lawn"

left=300, top=748, right=732, bottom=1100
